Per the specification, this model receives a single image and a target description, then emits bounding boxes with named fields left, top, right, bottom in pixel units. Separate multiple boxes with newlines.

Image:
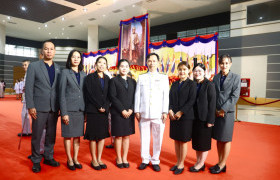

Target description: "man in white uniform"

left=134, top=53, right=169, bottom=172
left=18, top=60, right=32, bottom=137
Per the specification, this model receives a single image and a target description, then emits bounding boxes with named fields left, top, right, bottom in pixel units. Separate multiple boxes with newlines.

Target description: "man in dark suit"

left=25, top=40, right=61, bottom=173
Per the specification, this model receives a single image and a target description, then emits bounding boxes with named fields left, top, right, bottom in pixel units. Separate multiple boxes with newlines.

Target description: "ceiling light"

left=62, top=33, right=64, bottom=35
left=38, top=27, right=41, bottom=29
left=2, top=20, right=5, bottom=23
left=7, top=16, right=11, bottom=20
left=21, top=6, right=27, bottom=11
left=55, top=37, right=57, bottom=39
left=132, top=4, right=136, bottom=7
left=44, top=24, right=48, bottom=27
left=49, top=32, right=51, bottom=35
left=62, top=28, right=64, bottom=30
left=259, top=16, right=263, bottom=20
left=67, top=37, right=69, bottom=39
left=83, top=8, right=87, bottom=12
left=62, top=17, right=65, bottom=21
left=102, top=14, right=106, bottom=17
left=80, top=22, right=83, bottom=25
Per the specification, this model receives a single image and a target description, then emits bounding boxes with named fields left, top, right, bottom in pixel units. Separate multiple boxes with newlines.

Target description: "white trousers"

left=21, top=103, right=31, bottom=134
left=139, top=118, right=165, bottom=165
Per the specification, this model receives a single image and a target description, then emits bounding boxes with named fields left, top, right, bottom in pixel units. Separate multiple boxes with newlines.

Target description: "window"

left=5, top=44, right=38, bottom=57
left=150, top=35, right=166, bottom=42
left=247, top=0, right=280, bottom=25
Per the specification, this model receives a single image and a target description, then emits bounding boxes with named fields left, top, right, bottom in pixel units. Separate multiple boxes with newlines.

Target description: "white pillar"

left=0, top=24, right=5, bottom=54
left=88, top=25, right=99, bottom=52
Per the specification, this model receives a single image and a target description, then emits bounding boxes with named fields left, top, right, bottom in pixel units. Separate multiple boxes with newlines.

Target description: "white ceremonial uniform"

left=14, top=82, right=20, bottom=94
left=21, top=75, right=31, bottom=134
left=134, top=71, right=169, bottom=165
left=19, top=80, right=24, bottom=93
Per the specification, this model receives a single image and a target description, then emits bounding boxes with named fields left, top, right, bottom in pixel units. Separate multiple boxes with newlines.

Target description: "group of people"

left=14, top=78, right=25, bottom=100
left=24, top=40, right=240, bottom=175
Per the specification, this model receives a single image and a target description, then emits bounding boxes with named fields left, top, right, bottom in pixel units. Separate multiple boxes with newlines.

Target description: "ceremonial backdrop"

left=83, top=48, right=118, bottom=75
left=83, top=14, right=218, bottom=83
left=149, top=33, right=218, bottom=80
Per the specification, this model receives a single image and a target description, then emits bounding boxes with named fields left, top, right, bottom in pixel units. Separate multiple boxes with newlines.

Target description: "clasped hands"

left=122, top=109, right=133, bottom=119
left=169, top=110, right=183, bottom=121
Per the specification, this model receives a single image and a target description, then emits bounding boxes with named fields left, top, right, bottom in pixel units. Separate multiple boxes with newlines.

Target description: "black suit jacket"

left=195, top=78, right=216, bottom=124
left=109, top=75, right=136, bottom=114
left=169, top=79, right=197, bottom=120
left=84, top=71, right=110, bottom=113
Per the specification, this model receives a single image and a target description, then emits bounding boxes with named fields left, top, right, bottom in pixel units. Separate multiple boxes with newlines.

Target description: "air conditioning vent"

left=113, top=9, right=122, bottom=13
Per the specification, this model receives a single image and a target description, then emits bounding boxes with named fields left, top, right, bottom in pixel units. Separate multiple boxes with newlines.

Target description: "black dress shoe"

left=152, top=164, right=161, bottom=172
left=190, top=164, right=205, bottom=172
left=18, top=133, right=28, bottom=137
left=28, top=155, right=31, bottom=159
left=170, top=165, right=177, bottom=171
left=74, top=163, right=82, bottom=169
left=67, top=161, right=76, bottom=171
left=210, top=165, right=226, bottom=174
left=32, top=163, right=41, bottom=173
left=43, top=159, right=60, bottom=167
left=91, top=162, right=101, bottom=170
left=116, top=160, right=123, bottom=169
left=28, top=133, right=32, bottom=136
left=209, top=164, right=219, bottom=171
left=123, top=163, right=129, bottom=168
left=138, top=163, right=148, bottom=170
left=99, top=163, right=107, bottom=169
left=174, top=168, right=184, bottom=175
left=106, top=144, right=114, bottom=149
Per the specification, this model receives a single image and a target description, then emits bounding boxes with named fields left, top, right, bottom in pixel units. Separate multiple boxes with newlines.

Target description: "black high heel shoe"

left=210, top=165, right=226, bottom=174
left=116, top=159, right=124, bottom=169
left=174, top=167, right=184, bottom=175
left=170, top=165, right=177, bottom=171
left=209, top=164, right=219, bottom=171
left=123, top=163, right=129, bottom=168
left=74, top=162, right=82, bottom=169
left=189, top=164, right=205, bottom=172
left=67, top=161, right=76, bottom=171
left=91, top=162, right=101, bottom=170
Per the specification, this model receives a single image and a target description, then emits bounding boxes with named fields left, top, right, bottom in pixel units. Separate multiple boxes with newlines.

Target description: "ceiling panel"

left=0, top=0, right=75, bottom=23
left=65, top=0, right=98, bottom=6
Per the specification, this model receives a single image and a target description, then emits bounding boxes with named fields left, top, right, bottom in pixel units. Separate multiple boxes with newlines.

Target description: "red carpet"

left=0, top=95, right=280, bottom=180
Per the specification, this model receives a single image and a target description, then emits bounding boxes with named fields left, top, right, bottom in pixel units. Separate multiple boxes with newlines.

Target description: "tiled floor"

left=237, top=105, right=280, bottom=125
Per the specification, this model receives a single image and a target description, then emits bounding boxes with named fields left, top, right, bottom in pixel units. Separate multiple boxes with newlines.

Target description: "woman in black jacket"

left=190, top=63, right=216, bottom=172
left=169, top=61, right=196, bottom=175
left=109, top=59, right=136, bottom=168
left=84, top=56, right=110, bottom=170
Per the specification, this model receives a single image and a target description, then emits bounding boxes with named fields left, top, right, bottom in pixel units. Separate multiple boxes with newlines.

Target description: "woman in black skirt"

left=109, top=59, right=136, bottom=168
left=84, top=56, right=110, bottom=170
left=169, top=61, right=196, bottom=175
left=59, top=50, right=86, bottom=170
left=190, top=63, right=216, bottom=172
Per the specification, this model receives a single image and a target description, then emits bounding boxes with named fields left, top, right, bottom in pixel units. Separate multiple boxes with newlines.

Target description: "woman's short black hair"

left=66, top=50, right=84, bottom=72
left=95, top=56, right=108, bottom=68
left=146, top=52, right=160, bottom=61
left=117, top=59, right=130, bottom=69
left=193, top=63, right=206, bottom=71
left=219, top=54, right=232, bottom=64
left=177, top=61, right=190, bottom=70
